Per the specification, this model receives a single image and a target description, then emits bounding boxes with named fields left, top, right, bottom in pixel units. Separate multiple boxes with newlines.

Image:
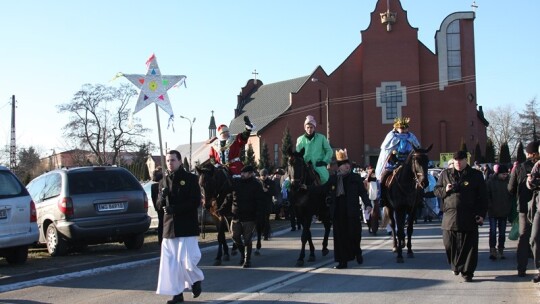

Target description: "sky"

left=1, top=0, right=539, bottom=159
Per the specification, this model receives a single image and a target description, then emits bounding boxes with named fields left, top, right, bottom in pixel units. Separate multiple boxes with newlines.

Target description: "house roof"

left=228, top=76, right=310, bottom=134
left=174, top=141, right=211, bottom=166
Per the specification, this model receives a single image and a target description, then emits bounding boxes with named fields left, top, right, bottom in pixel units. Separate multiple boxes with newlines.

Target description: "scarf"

left=336, top=171, right=348, bottom=197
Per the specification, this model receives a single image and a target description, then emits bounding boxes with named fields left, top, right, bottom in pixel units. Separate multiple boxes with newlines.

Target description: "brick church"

left=224, top=0, right=488, bottom=168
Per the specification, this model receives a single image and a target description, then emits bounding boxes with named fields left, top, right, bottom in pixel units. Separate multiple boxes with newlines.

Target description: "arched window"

left=447, top=20, right=461, bottom=81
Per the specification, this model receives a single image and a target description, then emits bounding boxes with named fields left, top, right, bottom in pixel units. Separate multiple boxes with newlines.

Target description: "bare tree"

left=485, top=105, right=520, bottom=158
left=57, top=84, right=150, bottom=165
left=518, top=97, right=540, bottom=143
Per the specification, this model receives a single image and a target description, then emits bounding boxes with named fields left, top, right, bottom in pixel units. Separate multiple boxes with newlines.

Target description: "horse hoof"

left=322, top=248, right=329, bottom=256
left=223, top=254, right=230, bottom=261
left=213, top=259, right=222, bottom=266
left=308, top=255, right=316, bottom=262
left=254, top=250, right=261, bottom=256
left=295, top=260, right=305, bottom=267
left=397, top=257, right=404, bottom=263
left=407, top=252, right=414, bottom=258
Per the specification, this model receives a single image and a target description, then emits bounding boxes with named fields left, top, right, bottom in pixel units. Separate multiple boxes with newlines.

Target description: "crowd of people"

left=151, top=114, right=540, bottom=303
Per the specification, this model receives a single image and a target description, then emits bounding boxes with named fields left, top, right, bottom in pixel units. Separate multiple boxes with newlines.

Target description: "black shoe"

left=462, top=273, right=473, bottom=282
left=243, top=261, right=251, bottom=268
left=167, top=293, right=184, bottom=304
left=518, top=270, right=526, bottom=277
left=532, top=274, right=540, bottom=283
left=290, top=227, right=296, bottom=231
left=191, top=281, right=202, bottom=298
left=356, top=254, right=364, bottom=265
left=333, top=262, right=347, bottom=269
left=453, top=271, right=460, bottom=276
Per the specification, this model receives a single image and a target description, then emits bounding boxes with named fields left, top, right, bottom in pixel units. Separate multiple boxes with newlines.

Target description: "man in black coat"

left=221, top=165, right=265, bottom=268
left=508, top=140, right=538, bottom=277
left=326, top=149, right=372, bottom=269
left=434, top=150, right=488, bottom=282
left=155, top=150, right=203, bottom=304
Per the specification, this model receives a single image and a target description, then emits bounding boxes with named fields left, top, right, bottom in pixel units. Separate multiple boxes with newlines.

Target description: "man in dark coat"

left=221, top=165, right=265, bottom=268
left=156, top=150, right=203, bottom=304
left=508, top=140, right=538, bottom=277
left=434, top=150, right=488, bottom=282
left=326, top=149, right=372, bottom=269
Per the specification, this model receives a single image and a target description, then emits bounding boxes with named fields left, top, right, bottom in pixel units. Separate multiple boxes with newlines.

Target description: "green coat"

left=296, top=132, right=333, bottom=184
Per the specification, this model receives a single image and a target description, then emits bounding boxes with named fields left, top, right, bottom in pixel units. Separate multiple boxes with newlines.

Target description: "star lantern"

left=122, top=54, right=186, bottom=118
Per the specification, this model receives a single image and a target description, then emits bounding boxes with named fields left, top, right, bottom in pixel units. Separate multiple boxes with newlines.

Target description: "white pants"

left=156, top=236, right=204, bottom=295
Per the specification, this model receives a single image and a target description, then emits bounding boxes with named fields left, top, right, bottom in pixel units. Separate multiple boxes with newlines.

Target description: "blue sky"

left=1, top=0, right=538, bottom=158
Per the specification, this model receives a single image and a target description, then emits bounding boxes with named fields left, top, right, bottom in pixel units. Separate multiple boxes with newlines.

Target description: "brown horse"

left=384, top=145, right=432, bottom=263
left=285, top=147, right=332, bottom=267
left=196, top=164, right=235, bottom=265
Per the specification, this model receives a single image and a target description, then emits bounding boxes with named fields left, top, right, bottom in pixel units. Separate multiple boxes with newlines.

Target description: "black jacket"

left=223, top=176, right=265, bottom=222
left=434, top=165, right=488, bottom=231
left=158, top=168, right=201, bottom=238
left=326, top=172, right=371, bottom=219
left=508, top=158, right=535, bottom=213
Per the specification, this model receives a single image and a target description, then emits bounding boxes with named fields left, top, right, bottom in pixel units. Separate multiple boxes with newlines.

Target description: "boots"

left=498, top=248, right=505, bottom=259
left=489, top=248, right=497, bottom=260
left=243, top=244, right=252, bottom=268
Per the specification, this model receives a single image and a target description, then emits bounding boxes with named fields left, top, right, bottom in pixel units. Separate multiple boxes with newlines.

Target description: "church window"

left=447, top=20, right=461, bottom=81
left=376, top=82, right=407, bottom=124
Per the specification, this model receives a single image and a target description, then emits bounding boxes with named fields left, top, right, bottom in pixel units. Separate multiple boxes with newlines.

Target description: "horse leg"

left=296, top=217, right=309, bottom=267
left=214, top=220, right=224, bottom=266
left=406, top=207, right=416, bottom=258
left=219, top=218, right=230, bottom=261
left=304, top=221, right=316, bottom=262
left=255, top=221, right=262, bottom=256
left=388, top=207, right=398, bottom=252
left=395, top=209, right=406, bottom=263
left=321, top=219, right=331, bottom=256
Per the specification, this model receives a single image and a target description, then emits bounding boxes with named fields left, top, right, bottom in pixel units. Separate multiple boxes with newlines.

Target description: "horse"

left=384, top=144, right=432, bottom=263
left=196, top=164, right=236, bottom=266
left=285, top=147, right=332, bottom=267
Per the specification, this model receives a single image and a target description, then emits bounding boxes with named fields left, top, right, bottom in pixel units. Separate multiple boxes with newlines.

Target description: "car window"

left=0, top=171, right=25, bottom=198
left=42, top=173, right=62, bottom=200
left=68, top=170, right=140, bottom=195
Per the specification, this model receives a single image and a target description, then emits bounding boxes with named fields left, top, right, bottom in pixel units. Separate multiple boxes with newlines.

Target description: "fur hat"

left=497, top=164, right=508, bottom=174
left=217, top=124, right=229, bottom=135
left=453, top=150, right=467, bottom=160
left=336, top=149, right=349, bottom=166
left=241, top=165, right=254, bottom=173
left=526, top=141, right=540, bottom=154
left=304, top=115, right=317, bottom=127
left=393, top=117, right=410, bottom=129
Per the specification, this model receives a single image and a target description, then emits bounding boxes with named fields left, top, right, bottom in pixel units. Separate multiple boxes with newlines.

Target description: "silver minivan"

left=26, top=166, right=151, bottom=256
left=0, top=165, right=39, bottom=264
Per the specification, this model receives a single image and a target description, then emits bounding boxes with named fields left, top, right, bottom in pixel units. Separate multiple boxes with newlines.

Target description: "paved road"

left=1, top=221, right=538, bottom=303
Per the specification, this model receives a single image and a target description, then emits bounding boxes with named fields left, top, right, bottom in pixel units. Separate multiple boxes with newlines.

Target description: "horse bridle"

left=410, top=152, right=427, bottom=189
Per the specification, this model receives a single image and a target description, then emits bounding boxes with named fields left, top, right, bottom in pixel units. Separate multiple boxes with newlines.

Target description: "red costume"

left=209, top=124, right=250, bottom=176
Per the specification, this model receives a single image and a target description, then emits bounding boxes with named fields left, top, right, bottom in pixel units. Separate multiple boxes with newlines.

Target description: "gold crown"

left=335, top=149, right=348, bottom=161
left=393, top=117, right=410, bottom=129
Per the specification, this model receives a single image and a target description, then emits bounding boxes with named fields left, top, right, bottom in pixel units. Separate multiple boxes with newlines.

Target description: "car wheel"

left=124, top=233, right=144, bottom=250
left=5, top=245, right=29, bottom=264
left=46, top=224, right=68, bottom=256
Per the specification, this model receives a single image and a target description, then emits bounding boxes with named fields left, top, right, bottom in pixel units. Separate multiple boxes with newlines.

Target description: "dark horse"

left=285, top=147, right=332, bottom=267
left=196, top=164, right=235, bottom=266
left=384, top=144, right=432, bottom=263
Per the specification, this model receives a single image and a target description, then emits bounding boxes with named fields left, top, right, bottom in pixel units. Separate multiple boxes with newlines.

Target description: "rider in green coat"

left=296, top=115, right=333, bottom=184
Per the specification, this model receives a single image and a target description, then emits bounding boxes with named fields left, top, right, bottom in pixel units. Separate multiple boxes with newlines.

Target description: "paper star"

left=122, top=54, right=186, bottom=116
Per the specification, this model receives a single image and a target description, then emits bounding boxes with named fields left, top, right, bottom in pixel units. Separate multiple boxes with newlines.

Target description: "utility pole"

left=9, top=95, right=16, bottom=170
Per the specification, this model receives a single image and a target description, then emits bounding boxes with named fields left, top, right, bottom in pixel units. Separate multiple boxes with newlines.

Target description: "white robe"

left=156, top=236, right=204, bottom=295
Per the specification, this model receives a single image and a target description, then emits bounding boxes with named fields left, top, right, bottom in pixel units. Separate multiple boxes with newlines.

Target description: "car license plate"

left=0, top=209, right=7, bottom=219
left=97, top=202, right=124, bottom=211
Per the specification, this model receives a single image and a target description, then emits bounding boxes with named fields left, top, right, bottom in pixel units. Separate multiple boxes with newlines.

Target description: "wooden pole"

left=155, top=104, right=166, bottom=177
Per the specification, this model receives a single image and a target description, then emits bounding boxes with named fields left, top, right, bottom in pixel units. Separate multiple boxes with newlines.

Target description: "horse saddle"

left=384, top=166, right=402, bottom=189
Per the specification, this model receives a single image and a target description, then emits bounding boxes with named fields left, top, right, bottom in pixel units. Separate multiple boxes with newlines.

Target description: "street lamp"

left=311, top=77, right=330, bottom=143
left=179, top=115, right=196, bottom=171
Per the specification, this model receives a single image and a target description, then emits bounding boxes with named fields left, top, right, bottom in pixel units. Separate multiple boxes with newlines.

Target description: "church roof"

left=228, top=75, right=310, bottom=134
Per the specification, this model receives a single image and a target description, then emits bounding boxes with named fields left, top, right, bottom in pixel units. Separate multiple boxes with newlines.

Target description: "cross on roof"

left=252, top=69, right=259, bottom=84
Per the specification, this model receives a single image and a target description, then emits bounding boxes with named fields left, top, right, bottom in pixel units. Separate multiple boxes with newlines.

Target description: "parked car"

left=26, top=166, right=151, bottom=256
left=142, top=181, right=215, bottom=231
left=0, top=166, right=39, bottom=264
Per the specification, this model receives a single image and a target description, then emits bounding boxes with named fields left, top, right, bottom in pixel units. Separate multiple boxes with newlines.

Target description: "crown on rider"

left=393, top=117, right=410, bottom=129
